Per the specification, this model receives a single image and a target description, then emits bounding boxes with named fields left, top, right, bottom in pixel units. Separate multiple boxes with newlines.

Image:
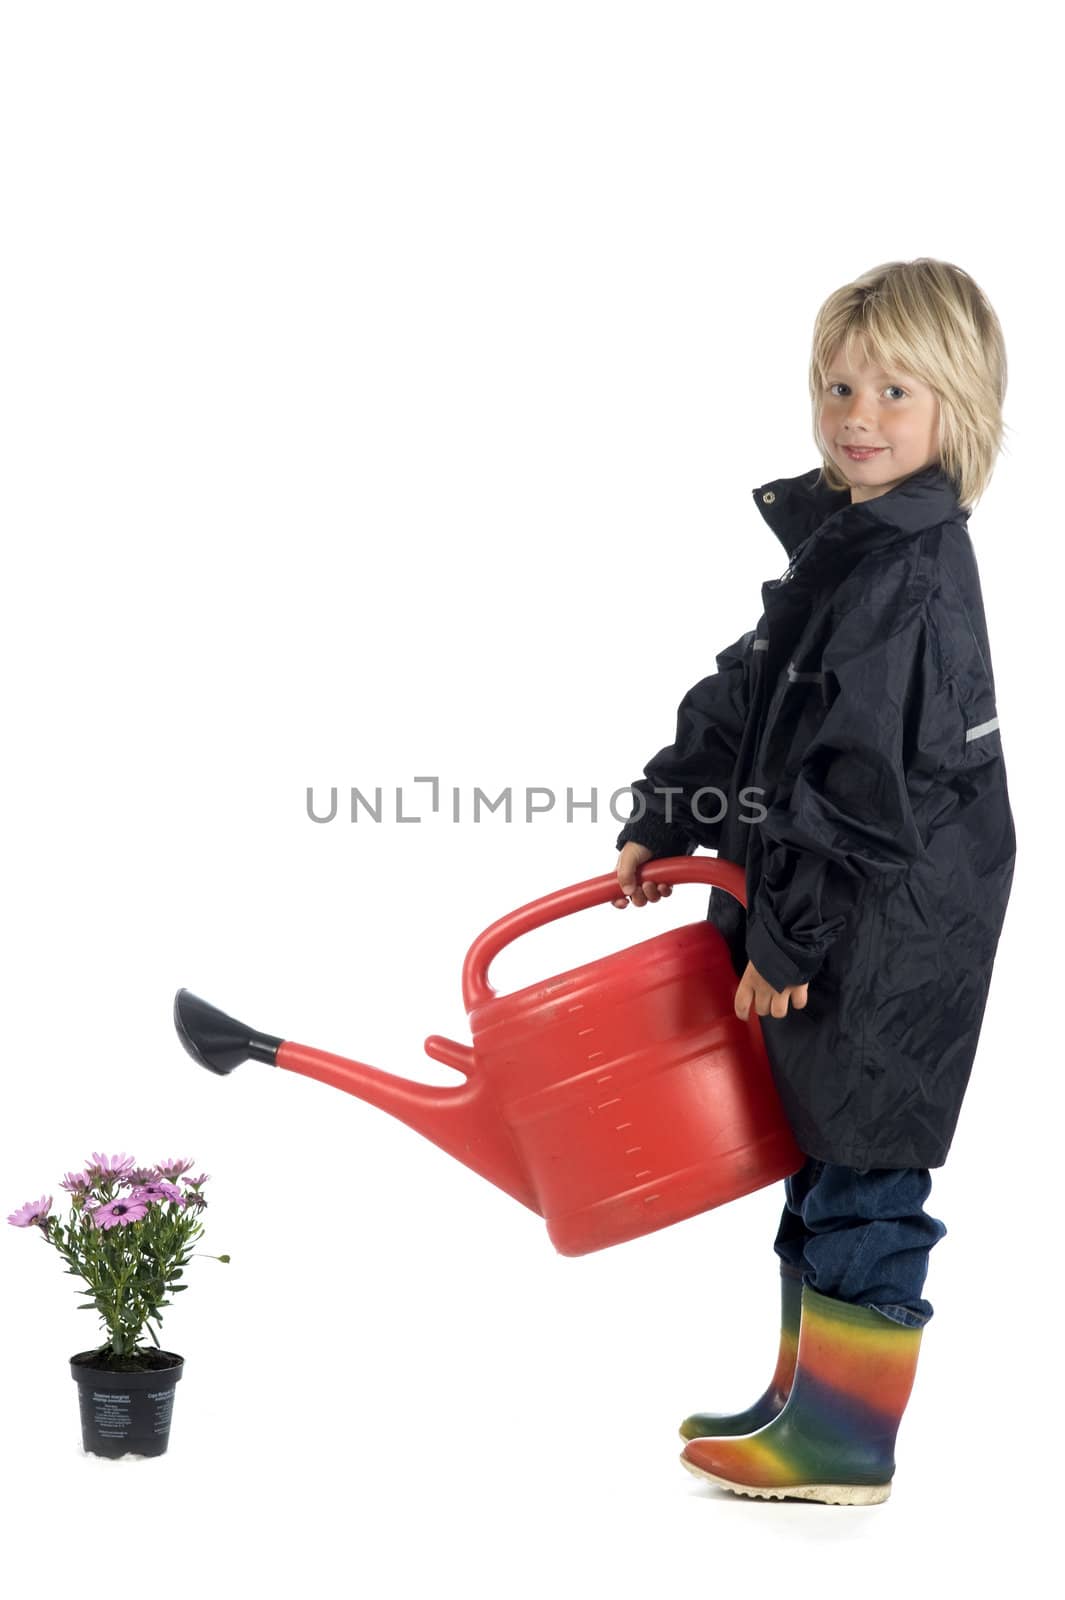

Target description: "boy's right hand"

left=613, top=842, right=674, bottom=909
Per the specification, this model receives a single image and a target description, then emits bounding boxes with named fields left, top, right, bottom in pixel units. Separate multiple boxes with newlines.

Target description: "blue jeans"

left=772, top=1156, right=948, bottom=1329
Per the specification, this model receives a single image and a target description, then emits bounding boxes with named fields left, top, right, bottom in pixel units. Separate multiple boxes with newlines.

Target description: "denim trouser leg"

left=772, top=1156, right=948, bottom=1328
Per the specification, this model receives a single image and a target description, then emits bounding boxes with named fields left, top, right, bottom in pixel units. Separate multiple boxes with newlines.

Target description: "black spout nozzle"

left=173, top=988, right=283, bottom=1075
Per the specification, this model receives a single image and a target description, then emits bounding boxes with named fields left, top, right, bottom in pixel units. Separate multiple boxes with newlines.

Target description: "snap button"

left=762, top=490, right=776, bottom=504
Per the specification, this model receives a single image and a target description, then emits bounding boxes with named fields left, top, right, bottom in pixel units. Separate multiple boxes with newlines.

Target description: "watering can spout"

left=173, top=989, right=541, bottom=1216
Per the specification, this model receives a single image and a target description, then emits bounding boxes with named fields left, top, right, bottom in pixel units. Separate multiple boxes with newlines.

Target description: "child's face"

left=818, top=343, right=941, bottom=504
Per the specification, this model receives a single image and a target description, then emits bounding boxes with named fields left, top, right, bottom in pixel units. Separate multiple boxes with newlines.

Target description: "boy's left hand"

left=734, top=960, right=809, bottom=1021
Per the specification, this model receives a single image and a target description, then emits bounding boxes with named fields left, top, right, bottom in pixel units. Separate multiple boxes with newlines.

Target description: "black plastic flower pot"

left=70, top=1349, right=184, bottom=1458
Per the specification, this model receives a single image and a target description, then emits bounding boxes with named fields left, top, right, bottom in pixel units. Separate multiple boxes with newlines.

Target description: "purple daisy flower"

left=156, top=1157, right=195, bottom=1181
left=181, top=1172, right=210, bottom=1190
left=85, top=1152, right=136, bottom=1181
left=89, top=1196, right=149, bottom=1230
left=8, top=1195, right=53, bottom=1228
left=60, top=1171, right=92, bottom=1194
left=129, top=1180, right=186, bottom=1206
left=126, top=1166, right=159, bottom=1186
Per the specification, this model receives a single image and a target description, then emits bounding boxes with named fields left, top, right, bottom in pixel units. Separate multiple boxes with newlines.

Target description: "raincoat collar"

left=752, top=462, right=967, bottom=571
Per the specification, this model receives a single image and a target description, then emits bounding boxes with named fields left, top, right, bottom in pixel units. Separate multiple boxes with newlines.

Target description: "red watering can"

left=174, top=856, right=803, bottom=1255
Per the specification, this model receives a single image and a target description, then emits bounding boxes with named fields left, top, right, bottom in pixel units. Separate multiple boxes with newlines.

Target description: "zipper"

left=774, top=535, right=813, bottom=586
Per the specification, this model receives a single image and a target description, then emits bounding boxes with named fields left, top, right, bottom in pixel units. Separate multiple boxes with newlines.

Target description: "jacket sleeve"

left=615, top=627, right=754, bottom=858
left=745, top=589, right=936, bottom=991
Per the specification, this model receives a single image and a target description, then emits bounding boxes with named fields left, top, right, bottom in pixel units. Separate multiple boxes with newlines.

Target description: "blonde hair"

left=809, top=259, right=1009, bottom=511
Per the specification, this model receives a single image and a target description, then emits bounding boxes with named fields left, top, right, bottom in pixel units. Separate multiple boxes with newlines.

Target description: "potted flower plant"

left=7, top=1151, right=229, bottom=1458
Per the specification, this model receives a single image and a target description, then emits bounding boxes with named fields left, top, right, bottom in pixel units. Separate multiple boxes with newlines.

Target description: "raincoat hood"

left=751, top=461, right=969, bottom=574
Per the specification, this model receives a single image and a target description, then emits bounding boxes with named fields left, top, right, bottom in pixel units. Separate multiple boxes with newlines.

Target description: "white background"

left=2, top=3, right=1056, bottom=1595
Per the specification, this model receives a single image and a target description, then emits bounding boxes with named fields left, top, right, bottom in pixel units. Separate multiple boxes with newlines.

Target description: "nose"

left=841, top=394, right=877, bottom=433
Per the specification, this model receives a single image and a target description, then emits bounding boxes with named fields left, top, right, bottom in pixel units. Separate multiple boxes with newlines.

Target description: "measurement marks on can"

left=566, top=1003, right=660, bottom=1196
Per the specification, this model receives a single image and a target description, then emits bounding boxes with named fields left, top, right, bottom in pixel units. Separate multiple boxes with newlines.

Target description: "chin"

left=837, top=454, right=897, bottom=479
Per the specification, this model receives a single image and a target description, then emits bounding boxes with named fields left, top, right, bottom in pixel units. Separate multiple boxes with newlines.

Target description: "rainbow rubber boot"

left=680, top=1283, right=924, bottom=1505
left=679, top=1260, right=803, bottom=1441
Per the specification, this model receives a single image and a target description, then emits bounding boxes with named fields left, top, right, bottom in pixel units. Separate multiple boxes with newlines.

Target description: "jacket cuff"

left=615, top=811, right=695, bottom=860
left=745, top=914, right=824, bottom=991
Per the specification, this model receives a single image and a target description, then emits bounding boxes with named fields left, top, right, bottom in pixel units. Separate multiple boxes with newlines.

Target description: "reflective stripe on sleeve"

left=966, top=715, right=1000, bottom=742
left=786, top=661, right=824, bottom=684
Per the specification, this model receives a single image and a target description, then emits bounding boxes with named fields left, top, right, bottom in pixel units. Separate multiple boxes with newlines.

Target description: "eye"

left=827, top=383, right=908, bottom=399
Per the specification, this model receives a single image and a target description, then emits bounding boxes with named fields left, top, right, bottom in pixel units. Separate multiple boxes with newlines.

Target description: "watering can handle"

left=461, top=855, right=748, bottom=1012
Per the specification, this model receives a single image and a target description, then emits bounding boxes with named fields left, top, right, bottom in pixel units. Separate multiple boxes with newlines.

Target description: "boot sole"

left=680, top=1452, right=891, bottom=1506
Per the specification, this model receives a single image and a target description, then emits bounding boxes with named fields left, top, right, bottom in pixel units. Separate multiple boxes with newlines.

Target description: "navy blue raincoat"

left=615, top=463, right=1016, bottom=1169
